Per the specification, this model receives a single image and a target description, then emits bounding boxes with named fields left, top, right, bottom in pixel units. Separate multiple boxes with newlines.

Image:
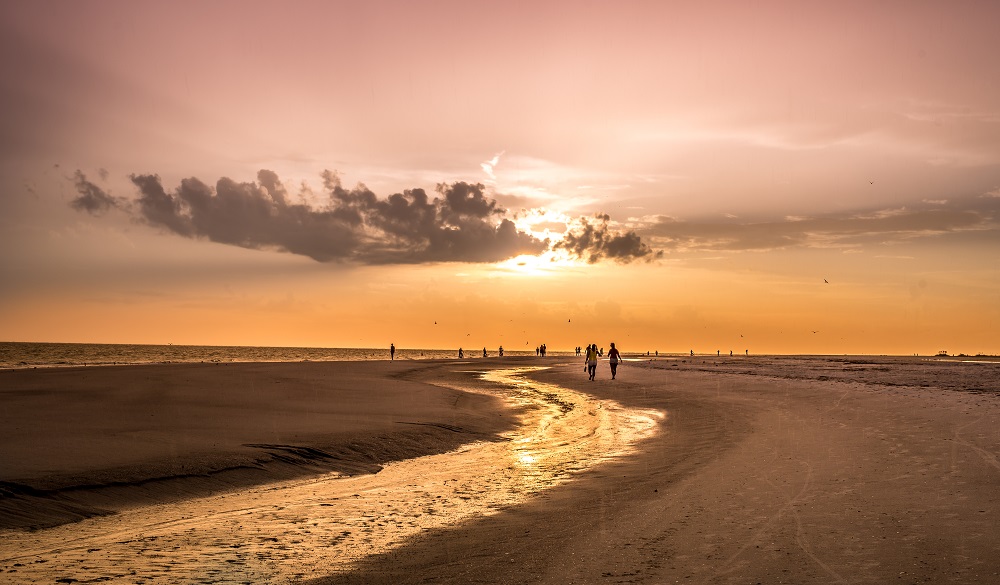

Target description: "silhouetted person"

left=458, top=347, right=464, bottom=358
left=585, top=343, right=598, bottom=381
left=608, top=342, right=622, bottom=380
left=483, top=347, right=488, bottom=358
left=390, top=343, right=395, bottom=360
left=499, top=346, right=504, bottom=357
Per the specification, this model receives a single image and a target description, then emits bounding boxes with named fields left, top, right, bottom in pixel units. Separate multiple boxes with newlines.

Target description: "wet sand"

left=0, top=360, right=517, bottom=531
left=318, top=356, right=1000, bottom=585
left=3, top=356, right=1000, bottom=583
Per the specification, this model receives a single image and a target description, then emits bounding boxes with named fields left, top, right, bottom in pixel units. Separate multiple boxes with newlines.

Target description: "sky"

left=1, top=0, right=998, bottom=355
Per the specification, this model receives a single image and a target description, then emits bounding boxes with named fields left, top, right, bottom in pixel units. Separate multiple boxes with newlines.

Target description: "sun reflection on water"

left=0, top=366, right=665, bottom=584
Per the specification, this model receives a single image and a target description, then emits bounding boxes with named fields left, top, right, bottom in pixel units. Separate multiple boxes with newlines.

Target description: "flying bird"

left=824, top=279, right=829, bottom=283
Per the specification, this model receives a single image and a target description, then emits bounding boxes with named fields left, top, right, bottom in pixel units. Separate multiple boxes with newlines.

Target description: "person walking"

left=390, top=343, right=395, bottom=361
left=585, top=343, right=599, bottom=381
left=607, top=342, right=622, bottom=380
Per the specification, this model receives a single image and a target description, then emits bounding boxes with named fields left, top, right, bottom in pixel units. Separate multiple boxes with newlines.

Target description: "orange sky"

left=1, top=1, right=998, bottom=355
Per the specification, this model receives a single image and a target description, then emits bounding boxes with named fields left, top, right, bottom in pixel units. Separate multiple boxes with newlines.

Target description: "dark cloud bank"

left=70, top=170, right=657, bottom=265
left=70, top=170, right=999, bottom=264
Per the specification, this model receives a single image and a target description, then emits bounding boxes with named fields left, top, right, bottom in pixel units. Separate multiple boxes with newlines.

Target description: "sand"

left=2, top=355, right=1000, bottom=584
left=0, top=360, right=516, bottom=530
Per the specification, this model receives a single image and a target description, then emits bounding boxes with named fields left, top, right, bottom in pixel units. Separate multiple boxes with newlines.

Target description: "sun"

left=497, top=251, right=580, bottom=276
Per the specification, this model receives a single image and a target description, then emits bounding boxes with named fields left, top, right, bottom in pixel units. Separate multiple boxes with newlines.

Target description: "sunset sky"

left=2, top=1, right=998, bottom=355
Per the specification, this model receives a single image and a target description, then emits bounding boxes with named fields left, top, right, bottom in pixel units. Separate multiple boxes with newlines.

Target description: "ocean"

left=0, top=341, right=561, bottom=369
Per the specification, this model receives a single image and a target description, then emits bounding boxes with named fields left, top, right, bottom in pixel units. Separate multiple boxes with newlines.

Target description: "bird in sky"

left=824, top=279, right=829, bottom=283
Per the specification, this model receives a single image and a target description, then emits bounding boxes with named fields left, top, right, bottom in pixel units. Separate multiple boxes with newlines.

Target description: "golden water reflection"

left=0, top=367, right=664, bottom=584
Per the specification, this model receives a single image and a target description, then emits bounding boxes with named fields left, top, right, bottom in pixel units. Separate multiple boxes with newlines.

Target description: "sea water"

left=0, top=342, right=567, bottom=369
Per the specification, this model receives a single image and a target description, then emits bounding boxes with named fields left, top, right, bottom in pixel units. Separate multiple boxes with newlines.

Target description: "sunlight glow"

left=495, top=252, right=582, bottom=276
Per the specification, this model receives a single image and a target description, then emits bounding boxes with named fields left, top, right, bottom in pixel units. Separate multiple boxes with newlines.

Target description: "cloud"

left=554, top=213, right=662, bottom=263
left=480, top=151, right=504, bottom=181
left=70, top=169, right=660, bottom=265
left=69, top=170, right=120, bottom=214
left=122, top=171, right=544, bottom=264
left=643, top=197, right=1000, bottom=252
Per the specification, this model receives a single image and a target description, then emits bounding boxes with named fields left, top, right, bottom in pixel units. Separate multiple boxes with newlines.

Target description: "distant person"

left=745, top=349, right=749, bottom=356
left=499, top=346, right=504, bottom=357
left=717, top=350, right=720, bottom=356
left=608, top=342, right=622, bottom=380
left=536, top=346, right=540, bottom=356
left=690, top=349, right=694, bottom=357
left=458, top=347, right=464, bottom=358
left=730, top=350, right=733, bottom=356
left=483, top=347, right=488, bottom=358
left=655, top=350, right=658, bottom=357
left=390, top=343, right=395, bottom=361
left=585, top=343, right=598, bottom=381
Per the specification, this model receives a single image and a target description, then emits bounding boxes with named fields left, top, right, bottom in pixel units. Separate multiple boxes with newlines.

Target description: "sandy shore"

left=321, top=355, right=1000, bottom=584
left=3, top=355, right=1000, bottom=583
left=0, top=360, right=515, bottom=530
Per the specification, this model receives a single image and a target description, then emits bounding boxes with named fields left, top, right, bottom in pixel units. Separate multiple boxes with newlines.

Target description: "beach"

left=2, top=356, right=1000, bottom=583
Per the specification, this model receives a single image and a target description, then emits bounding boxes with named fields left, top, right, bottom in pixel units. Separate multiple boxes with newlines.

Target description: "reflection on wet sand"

left=0, top=367, right=663, bottom=584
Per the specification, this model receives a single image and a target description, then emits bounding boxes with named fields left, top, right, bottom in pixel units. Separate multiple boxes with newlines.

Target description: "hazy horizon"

left=2, top=1, right=998, bottom=356
left=2, top=340, right=992, bottom=360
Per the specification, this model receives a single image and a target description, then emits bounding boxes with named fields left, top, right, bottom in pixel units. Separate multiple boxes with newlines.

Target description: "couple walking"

left=585, top=342, right=621, bottom=380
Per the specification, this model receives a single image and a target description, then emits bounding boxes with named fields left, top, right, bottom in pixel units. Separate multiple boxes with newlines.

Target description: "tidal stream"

left=1, top=367, right=664, bottom=584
